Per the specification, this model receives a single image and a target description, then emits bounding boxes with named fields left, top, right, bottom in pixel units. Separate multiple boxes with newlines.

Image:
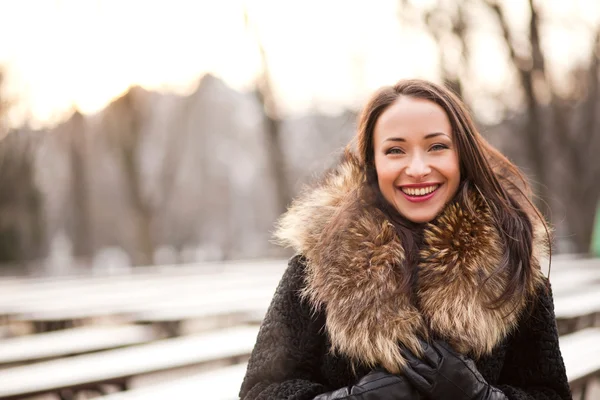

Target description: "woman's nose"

left=405, top=154, right=432, bottom=178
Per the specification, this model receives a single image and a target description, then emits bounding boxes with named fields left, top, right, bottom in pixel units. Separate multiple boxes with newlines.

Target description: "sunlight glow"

left=0, top=0, right=598, bottom=128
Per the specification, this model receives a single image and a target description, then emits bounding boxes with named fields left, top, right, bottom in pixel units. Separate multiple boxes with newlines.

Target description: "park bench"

left=1, top=268, right=280, bottom=310
left=554, top=285, right=600, bottom=335
left=131, top=288, right=273, bottom=336
left=0, top=325, right=259, bottom=400
left=549, top=268, right=600, bottom=295
left=0, top=325, right=159, bottom=367
left=550, top=257, right=600, bottom=270
left=559, top=327, right=600, bottom=399
left=1, top=271, right=281, bottom=333
left=97, top=327, right=600, bottom=400
left=99, top=362, right=248, bottom=400
left=0, top=258, right=283, bottom=307
left=0, top=259, right=285, bottom=299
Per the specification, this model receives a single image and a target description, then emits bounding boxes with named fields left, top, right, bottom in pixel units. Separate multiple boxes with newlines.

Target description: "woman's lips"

left=398, top=184, right=441, bottom=203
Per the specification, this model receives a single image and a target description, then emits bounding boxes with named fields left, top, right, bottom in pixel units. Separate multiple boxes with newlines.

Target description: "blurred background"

left=0, top=1, right=599, bottom=399
left=0, top=0, right=598, bottom=272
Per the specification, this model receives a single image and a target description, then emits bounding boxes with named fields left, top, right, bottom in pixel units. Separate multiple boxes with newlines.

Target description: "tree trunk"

left=245, top=7, right=291, bottom=216
left=563, top=187, right=600, bottom=254
left=258, top=92, right=289, bottom=216
left=121, top=145, right=154, bottom=266
left=69, top=112, right=93, bottom=260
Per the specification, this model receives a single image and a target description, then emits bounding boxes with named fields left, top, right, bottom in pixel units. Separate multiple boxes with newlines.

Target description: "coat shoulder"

left=239, top=254, right=328, bottom=399
left=496, top=277, right=572, bottom=398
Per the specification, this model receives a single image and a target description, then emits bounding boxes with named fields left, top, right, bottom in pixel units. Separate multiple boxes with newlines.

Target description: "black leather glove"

left=313, top=369, right=421, bottom=399
left=401, top=339, right=507, bottom=400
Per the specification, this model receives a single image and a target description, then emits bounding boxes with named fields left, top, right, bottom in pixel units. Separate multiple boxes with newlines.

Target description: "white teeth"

left=401, top=185, right=439, bottom=196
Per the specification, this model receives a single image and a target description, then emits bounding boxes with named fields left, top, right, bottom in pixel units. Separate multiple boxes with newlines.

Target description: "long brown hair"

left=352, top=79, right=547, bottom=310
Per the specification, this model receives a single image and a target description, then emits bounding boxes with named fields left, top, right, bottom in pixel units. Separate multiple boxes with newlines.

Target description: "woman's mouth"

left=398, top=184, right=441, bottom=203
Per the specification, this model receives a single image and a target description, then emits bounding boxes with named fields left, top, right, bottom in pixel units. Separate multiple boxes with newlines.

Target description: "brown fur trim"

left=299, top=195, right=426, bottom=374
left=419, top=194, right=521, bottom=357
left=274, top=155, right=546, bottom=373
left=275, top=156, right=426, bottom=373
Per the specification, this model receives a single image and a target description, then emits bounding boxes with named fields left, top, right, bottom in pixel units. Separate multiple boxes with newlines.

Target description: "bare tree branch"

left=484, top=0, right=550, bottom=214
left=105, top=88, right=155, bottom=266
left=583, top=30, right=600, bottom=187
left=406, top=1, right=467, bottom=97
left=68, top=111, right=93, bottom=260
left=244, top=7, right=291, bottom=216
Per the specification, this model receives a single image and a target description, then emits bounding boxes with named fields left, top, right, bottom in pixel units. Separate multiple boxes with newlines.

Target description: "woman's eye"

left=430, top=143, right=449, bottom=151
left=386, top=148, right=404, bottom=155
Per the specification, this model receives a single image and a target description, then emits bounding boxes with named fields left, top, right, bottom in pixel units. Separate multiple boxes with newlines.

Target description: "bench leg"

left=157, top=321, right=182, bottom=337
left=580, top=384, right=587, bottom=400
left=57, top=381, right=129, bottom=399
left=118, top=380, right=129, bottom=391
left=58, top=388, right=75, bottom=400
left=33, top=320, right=45, bottom=333
left=97, top=380, right=129, bottom=395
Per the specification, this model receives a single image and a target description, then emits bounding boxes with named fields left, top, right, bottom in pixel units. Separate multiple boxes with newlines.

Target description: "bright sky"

left=0, top=0, right=598, bottom=128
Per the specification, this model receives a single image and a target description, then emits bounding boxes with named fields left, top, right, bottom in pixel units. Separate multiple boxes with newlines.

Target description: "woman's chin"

left=394, top=202, right=443, bottom=224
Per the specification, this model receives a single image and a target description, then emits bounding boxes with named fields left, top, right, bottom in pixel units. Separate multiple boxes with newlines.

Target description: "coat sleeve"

left=495, top=281, right=572, bottom=400
left=239, top=255, right=329, bottom=400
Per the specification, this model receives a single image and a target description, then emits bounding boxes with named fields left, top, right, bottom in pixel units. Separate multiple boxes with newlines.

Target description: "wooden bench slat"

left=5, top=274, right=280, bottom=312
left=101, top=326, right=600, bottom=399
left=550, top=269, right=600, bottom=294
left=0, top=325, right=158, bottom=365
left=133, top=292, right=272, bottom=322
left=12, top=281, right=278, bottom=323
left=99, top=363, right=248, bottom=400
left=559, top=327, right=600, bottom=385
left=0, top=265, right=281, bottom=305
left=0, top=325, right=258, bottom=398
left=554, top=286, right=600, bottom=319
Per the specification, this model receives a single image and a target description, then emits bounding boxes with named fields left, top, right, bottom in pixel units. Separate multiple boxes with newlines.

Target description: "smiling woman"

left=239, top=79, right=572, bottom=400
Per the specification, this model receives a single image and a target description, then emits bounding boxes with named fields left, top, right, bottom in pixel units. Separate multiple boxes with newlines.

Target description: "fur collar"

left=275, top=154, right=547, bottom=374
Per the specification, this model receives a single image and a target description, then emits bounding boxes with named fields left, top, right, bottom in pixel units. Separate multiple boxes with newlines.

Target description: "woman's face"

left=373, top=96, right=460, bottom=223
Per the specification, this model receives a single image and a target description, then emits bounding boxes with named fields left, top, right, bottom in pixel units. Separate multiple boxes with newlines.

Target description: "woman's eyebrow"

left=424, top=132, right=451, bottom=139
left=384, top=137, right=405, bottom=142
left=385, top=132, right=450, bottom=142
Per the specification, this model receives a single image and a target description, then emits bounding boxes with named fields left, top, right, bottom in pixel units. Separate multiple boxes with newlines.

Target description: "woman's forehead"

left=374, top=97, right=452, bottom=142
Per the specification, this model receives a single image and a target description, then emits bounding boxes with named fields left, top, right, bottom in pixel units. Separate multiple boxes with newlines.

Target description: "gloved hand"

left=313, top=369, right=421, bottom=399
left=401, top=339, right=508, bottom=400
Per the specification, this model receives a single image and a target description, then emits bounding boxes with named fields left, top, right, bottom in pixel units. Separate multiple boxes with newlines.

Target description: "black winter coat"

left=240, top=156, right=571, bottom=400
left=239, top=257, right=571, bottom=400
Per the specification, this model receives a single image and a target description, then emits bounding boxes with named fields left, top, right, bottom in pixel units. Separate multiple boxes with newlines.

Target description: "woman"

left=239, top=79, right=571, bottom=400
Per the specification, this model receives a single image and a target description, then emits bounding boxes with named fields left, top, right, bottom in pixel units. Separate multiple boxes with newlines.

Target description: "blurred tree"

left=0, top=130, right=46, bottom=266
left=399, top=0, right=600, bottom=254
left=402, top=0, right=469, bottom=98
left=103, top=87, right=187, bottom=266
left=0, top=71, right=8, bottom=138
left=103, top=87, right=155, bottom=265
left=244, top=7, right=291, bottom=216
left=593, top=202, right=600, bottom=256
left=0, top=69, right=46, bottom=266
left=67, top=110, right=93, bottom=260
